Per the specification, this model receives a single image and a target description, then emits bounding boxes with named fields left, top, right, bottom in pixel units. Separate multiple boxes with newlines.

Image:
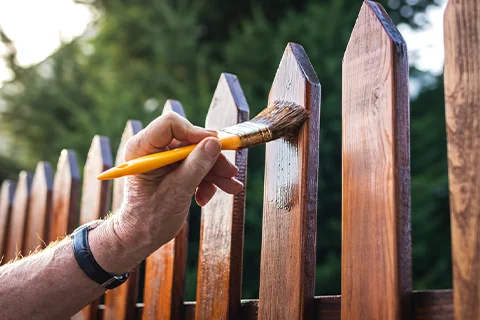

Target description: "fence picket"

left=444, top=0, right=480, bottom=318
left=73, top=135, right=113, bottom=320
left=258, top=43, right=320, bottom=319
left=341, top=2, right=411, bottom=319
left=195, top=73, right=249, bottom=320
left=24, top=162, right=53, bottom=253
left=104, top=120, right=143, bottom=320
left=4, top=171, right=33, bottom=262
left=142, top=100, right=189, bottom=320
left=49, top=150, right=80, bottom=242
left=0, top=180, right=15, bottom=262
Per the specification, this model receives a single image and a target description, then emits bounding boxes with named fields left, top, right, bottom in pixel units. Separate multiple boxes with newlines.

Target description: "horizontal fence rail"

left=0, top=1, right=478, bottom=319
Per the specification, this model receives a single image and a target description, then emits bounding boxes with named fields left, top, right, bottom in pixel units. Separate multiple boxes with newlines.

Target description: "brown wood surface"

left=0, top=180, right=15, bottom=262
left=443, top=1, right=480, bottom=319
left=195, top=74, right=249, bottom=320
left=101, top=290, right=453, bottom=320
left=4, top=171, right=33, bottom=262
left=258, top=43, right=320, bottom=319
left=104, top=120, right=143, bottom=320
left=23, top=162, right=53, bottom=253
left=73, top=135, right=112, bottom=320
left=413, top=290, right=453, bottom=320
left=341, top=2, right=411, bottom=319
left=142, top=100, right=189, bottom=320
left=49, top=149, right=80, bottom=242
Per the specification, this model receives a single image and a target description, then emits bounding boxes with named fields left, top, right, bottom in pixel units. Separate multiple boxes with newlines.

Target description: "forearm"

left=0, top=218, right=145, bottom=320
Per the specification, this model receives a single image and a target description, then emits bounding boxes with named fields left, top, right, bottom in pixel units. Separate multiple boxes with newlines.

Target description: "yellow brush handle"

left=97, top=133, right=241, bottom=180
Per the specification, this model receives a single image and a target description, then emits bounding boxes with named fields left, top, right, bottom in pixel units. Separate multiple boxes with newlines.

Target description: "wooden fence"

left=0, top=1, right=478, bottom=319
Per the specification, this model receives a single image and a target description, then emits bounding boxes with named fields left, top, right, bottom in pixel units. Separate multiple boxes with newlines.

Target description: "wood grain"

left=413, top=290, right=453, bottom=320
left=102, top=290, right=453, bottom=320
left=104, top=120, right=143, bottom=320
left=49, top=149, right=80, bottom=242
left=142, top=100, right=189, bottom=320
left=195, top=74, right=249, bottom=320
left=341, top=2, right=411, bottom=319
left=443, top=1, right=480, bottom=319
left=4, top=171, right=33, bottom=262
left=0, top=180, right=15, bottom=262
left=258, top=43, right=320, bottom=319
left=24, top=162, right=53, bottom=253
left=73, top=135, right=113, bottom=320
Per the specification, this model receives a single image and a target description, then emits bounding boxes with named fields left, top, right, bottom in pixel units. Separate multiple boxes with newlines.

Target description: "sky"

left=0, top=0, right=446, bottom=89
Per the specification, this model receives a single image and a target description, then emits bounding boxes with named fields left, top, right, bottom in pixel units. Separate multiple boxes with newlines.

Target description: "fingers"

left=125, top=111, right=217, bottom=161
left=195, top=180, right=217, bottom=206
left=165, top=137, right=222, bottom=194
left=205, top=175, right=243, bottom=195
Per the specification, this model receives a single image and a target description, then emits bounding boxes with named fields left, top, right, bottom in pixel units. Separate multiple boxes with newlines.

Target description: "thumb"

left=166, top=137, right=222, bottom=194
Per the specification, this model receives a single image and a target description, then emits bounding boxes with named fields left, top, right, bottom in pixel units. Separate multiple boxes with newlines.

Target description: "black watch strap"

left=71, top=225, right=129, bottom=290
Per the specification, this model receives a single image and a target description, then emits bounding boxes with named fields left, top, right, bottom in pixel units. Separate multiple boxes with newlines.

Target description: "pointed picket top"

left=162, top=99, right=187, bottom=118
left=259, top=42, right=320, bottom=320
left=4, top=171, right=33, bottom=262
left=205, top=73, right=249, bottom=130
left=79, top=135, right=113, bottom=226
left=195, top=73, right=249, bottom=319
left=143, top=100, right=189, bottom=320
left=104, top=120, right=143, bottom=320
left=49, top=150, right=80, bottom=242
left=24, top=161, right=53, bottom=253
left=0, top=180, right=16, bottom=261
left=76, top=135, right=112, bottom=320
left=342, top=2, right=410, bottom=319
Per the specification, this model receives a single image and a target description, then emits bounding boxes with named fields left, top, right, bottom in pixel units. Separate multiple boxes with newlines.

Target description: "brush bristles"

left=251, top=100, right=309, bottom=139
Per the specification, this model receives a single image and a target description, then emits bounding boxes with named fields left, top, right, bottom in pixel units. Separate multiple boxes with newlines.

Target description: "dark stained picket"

left=142, top=100, right=189, bottom=320
left=258, top=43, right=321, bottom=320
left=48, top=150, right=80, bottom=242
left=4, top=171, right=33, bottom=262
left=444, top=0, right=480, bottom=318
left=0, top=180, right=15, bottom=262
left=23, top=162, right=53, bottom=253
left=73, top=135, right=113, bottom=320
left=195, top=74, right=249, bottom=320
left=104, top=120, right=143, bottom=320
left=341, top=2, right=411, bottom=319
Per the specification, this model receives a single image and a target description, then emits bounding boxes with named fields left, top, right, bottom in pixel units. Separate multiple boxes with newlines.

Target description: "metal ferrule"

left=219, top=122, right=272, bottom=148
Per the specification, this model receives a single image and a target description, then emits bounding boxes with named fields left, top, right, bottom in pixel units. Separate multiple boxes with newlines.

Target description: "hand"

left=90, top=112, right=243, bottom=273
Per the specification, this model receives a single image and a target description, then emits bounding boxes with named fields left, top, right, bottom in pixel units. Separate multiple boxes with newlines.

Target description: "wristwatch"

left=71, top=225, right=129, bottom=290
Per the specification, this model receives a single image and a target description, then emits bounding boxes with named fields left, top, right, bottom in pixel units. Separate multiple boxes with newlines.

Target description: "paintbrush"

left=97, top=101, right=308, bottom=180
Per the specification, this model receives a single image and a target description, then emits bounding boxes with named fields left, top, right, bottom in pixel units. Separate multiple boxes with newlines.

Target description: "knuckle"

left=162, top=111, right=179, bottom=123
left=188, top=159, right=209, bottom=176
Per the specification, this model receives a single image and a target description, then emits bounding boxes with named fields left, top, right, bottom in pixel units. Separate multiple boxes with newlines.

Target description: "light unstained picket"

left=104, top=120, right=143, bottom=320
left=72, top=135, right=113, bottom=320
left=0, top=180, right=15, bottom=262
left=48, top=150, right=80, bottom=242
left=195, top=73, right=249, bottom=320
left=142, top=100, right=189, bottom=320
left=258, top=42, right=320, bottom=320
left=341, top=2, right=411, bottom=320
left=444, top=0, right=480, bottom=318
left=23, top=162, right=53, bottom=253
left=4, top=171, right=33, bottom=262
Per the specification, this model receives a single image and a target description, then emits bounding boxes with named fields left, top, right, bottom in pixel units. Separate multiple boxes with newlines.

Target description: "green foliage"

left=1, top=0, right=449, bottom=300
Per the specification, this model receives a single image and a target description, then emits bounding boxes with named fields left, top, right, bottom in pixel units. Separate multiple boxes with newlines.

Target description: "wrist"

left=88, top=218, right=142, bottom=275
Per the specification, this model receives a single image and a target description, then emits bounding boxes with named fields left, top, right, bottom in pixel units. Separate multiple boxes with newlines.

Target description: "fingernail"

left=204, top=139, right=221, bottom=157
left=232, top=178, right=244, bottom=187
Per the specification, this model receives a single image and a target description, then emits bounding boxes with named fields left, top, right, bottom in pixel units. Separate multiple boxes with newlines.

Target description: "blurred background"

left=0, top=0, right=450, bottom=300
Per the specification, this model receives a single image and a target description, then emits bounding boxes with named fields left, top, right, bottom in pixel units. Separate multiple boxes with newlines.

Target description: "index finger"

left=124, top=111, right=217, bottom=161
